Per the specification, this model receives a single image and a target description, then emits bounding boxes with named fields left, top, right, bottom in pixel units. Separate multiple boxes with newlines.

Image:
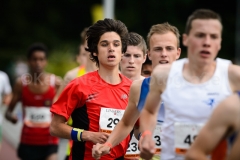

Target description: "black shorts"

left=17, top=143, right=58, bottom=160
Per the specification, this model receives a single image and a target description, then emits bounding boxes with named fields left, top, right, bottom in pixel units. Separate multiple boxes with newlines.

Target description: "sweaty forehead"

left=190, top=19, right=222, bottom=34
left=99, top=32, right=121, bottom=42
left=125, top=46, right=143, bottom=54
left=150, top=32, right=178, bottom=48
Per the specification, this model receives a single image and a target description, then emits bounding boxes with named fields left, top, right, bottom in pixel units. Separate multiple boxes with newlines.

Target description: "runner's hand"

left=82, top=131, right=109, bottom=144
left=139, top=134, right=155, bottom=160
left=92, top=143, right=110, bottom=159
left=5, top=112, right=18, bottom=124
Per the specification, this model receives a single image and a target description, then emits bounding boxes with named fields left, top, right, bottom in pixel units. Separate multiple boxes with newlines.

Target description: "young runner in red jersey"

left=5, top=43, right=62, bottom=160
left=50, top=18, right=131, bottom=160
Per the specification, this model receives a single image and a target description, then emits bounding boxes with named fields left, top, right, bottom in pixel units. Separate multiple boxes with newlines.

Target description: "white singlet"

left=161, top=58, right=232, bottom=159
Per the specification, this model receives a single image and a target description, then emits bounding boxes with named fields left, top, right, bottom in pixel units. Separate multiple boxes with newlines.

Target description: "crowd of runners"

left=0, top=8, right=240, bottom=160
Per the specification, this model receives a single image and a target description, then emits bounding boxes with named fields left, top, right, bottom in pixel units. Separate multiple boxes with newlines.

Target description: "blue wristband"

left=80, top=131, right=83, bottom=141
left=71, top=128, right=84, bottom=141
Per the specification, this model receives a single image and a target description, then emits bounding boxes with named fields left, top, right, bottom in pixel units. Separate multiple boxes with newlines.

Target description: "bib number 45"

left=184, top=134, right=197, bottom=146
left=174, top=123, right=203, bottom=155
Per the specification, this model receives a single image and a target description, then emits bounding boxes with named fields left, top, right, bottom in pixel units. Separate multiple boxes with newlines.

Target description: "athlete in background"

left=5, top=43, right=62, bottom=160
left=0, top=70, right=12, bottom=150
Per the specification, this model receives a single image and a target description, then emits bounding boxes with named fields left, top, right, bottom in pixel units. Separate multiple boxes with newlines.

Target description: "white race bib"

left=24, top=106, right=51, bottom=128
left=174, top=122, right=204, bottom=155
left=153, top=122, right=162, bottom=155
left=125, top=122, right=162, bottom=159
left=125, top=135, right=140, bottom=159
left=99, top=108, right=125, bottom=133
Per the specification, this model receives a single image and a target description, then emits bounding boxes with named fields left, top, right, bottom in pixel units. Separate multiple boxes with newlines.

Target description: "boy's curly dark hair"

left=85, top=18, right=128, bottom=67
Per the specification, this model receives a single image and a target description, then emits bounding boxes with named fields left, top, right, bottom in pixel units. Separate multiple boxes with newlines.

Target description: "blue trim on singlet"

left=137, top=77, right=151, bottom=111
left=136, top=77, right=165, bottom=122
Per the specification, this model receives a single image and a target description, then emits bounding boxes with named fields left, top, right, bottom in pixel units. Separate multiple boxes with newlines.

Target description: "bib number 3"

left=153, top=122, right=162, bottom=154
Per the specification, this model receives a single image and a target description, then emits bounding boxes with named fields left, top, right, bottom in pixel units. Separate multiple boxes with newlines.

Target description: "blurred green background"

left=0, top=0, right=237, bottom=84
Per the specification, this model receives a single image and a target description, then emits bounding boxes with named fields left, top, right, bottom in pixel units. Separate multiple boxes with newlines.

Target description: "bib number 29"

left=107, top=118, right=120, bottom=128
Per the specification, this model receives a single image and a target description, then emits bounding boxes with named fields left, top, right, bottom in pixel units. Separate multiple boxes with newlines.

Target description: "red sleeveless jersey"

left=51, top=71, right=132, bottom=160
left=21, top=83, right=59, bottom=145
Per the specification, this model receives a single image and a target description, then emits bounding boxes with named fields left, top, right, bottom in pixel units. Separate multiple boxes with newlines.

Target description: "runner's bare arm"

left=51, top=80, right=109, bottom=144
left=139, top=64, right=169, bottom=160
left=2, top=72, right=12, bottom=106
left=5, top=78, right=22, bottom=123
left=185, top=93, right=240, bottom=160
left=133, top=127, right=140, bottom=140
left=2, top=93, right=12, bottom=106
left=228, top=64, right=240, bottom=92
left=140, top=65, right=169, bottom=133
left=107, top=80, right=141, bottom=146
left=228, top=132, right=240, bottom=160
left=50, top=113, right=109, bottom=144
left=53, top=71, right=73, bottom=103
left=50, top=114, right=72, bottom=139
left=51, top=114, right=110, bottom=144
left=53, top=75, right=63, bottom=102
left=54, top=75, right=62, bottom=90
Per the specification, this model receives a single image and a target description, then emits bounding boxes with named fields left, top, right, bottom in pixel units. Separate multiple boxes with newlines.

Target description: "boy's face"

left=120, top=45, right=146, bottom=78
left=183, top=19, right=222, bottom=65
left=28, top=51, right=47, bottom=74
left=141, top=64, right=152, bottom=77
left=96, top=32, right=122, bottom=68
left=148, top=32, right=181, bottom=68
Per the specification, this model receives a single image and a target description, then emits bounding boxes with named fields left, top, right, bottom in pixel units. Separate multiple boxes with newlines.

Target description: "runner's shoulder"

left=64, top=67, right=79, bottom=81
left=69, top=71, right=97, bottom=88
left=45, top=72, right=63, bottom=87
left=130, top=79, right=144, bottom=97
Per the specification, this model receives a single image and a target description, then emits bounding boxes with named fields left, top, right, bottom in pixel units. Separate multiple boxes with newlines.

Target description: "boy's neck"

left=85, top=61, right=98, bottom=73
left=98, top=66, right=121, bottom=84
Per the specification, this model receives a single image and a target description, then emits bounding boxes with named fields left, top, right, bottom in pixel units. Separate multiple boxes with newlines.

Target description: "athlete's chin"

left=104, top=62, right=120, bottom=67
left=122, top=71, right=135, bottom=78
